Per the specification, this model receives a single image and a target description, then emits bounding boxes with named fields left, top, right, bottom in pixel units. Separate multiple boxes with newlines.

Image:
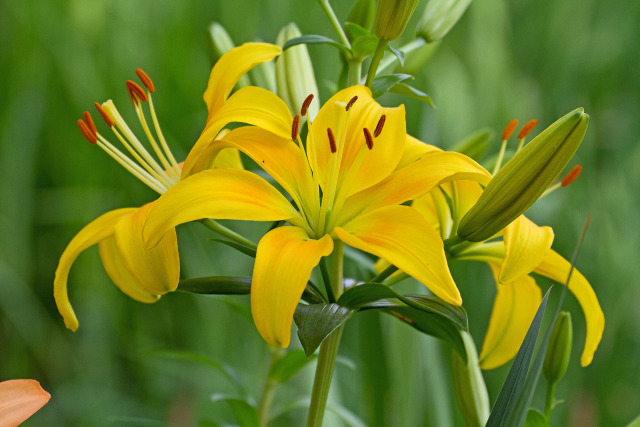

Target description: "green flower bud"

left=208, top=23, right=251, bottom=89
left=417, top=0, right=473, bottom=43
left=543, top=312, right=573, bottom=385
left=452, top=331, right=490, bottom=427
left=374, top=0, right=419, bottom=41
left=275, top=23, right=320, bottom=119
left=458, top=108, right=589, bottom=242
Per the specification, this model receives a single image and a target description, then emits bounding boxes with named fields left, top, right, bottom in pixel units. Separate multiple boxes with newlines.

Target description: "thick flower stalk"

left=55, top=43, right=287, bottom=330
left=144, top=85, right=491, bottom=347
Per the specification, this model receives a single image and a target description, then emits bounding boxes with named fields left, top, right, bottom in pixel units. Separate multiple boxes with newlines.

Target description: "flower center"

left=76, top=69, right=181, bottom=194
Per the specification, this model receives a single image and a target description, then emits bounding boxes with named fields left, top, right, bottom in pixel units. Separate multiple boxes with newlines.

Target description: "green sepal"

left=370, top=73, right=414, bottom=98
left=523, top=409, right=550, bottom=427
left=269, top=349, right=317, bottom=383
left=543, top=311, right=573, bottom=385
left=294, top=303, right=356, bottom=357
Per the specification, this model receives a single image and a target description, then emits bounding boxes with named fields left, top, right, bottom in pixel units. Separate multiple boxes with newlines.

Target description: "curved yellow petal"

left=450, top=180, right=484, bottom=222
left=534, top=250, right=604, bottom=366
left=500, top=215, right=554, bottom=284
left=251, top=227, right=333, bottom=347
left=479, top=264, right=542, bottom=370
left=54, top=208, right=137, bottom=331
left=0, top=379, right=50, bottom=427
left=183, top=86, right=293, bottom=178
left=412, top=183, right=453, bottom=238
left=395, top=134, right=441, bottom=170
left=338, top=150, right=491, bottom=224
left=98, top=236, right=160, bottom=303
left=307, top=86, right=406, bottom=198
left=187, top=126, right=317, bottom=216
left=334, top=205, right=461, bottom=305
left=204, top=42, right=282, bottom=120
left=144, top=169, right=302, bottom=247
left=211, top=147, right=244, bottom=170
left=113, top=203, right=180, bottom=295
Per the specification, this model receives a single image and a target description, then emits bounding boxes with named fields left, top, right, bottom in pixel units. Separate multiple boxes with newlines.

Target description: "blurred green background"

left=1, top=0, right=639, bottom=425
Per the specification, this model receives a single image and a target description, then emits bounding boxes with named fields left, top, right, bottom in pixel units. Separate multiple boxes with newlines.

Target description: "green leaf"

left=625, top=413, right=640, bottom=427
left=178, top=276, right=251, bottom=295
left=524, top=409, right=550, bottom=427
left=351, top=33, right=379, bottom=58
left=338, top=283, right=468, bottom=331
left=209, top=238, right=257, bottom=257
left=283, top=35, right=351, bottom=55
left=327, top=402, right=367, bottom=427
left=389, top=82, right=435, bottom=108
left=269, top=350, right=317, bottom=383
left=485, top=287, right=552, bottom=427
left=344, top=22, right=371, bottom=39
left=294, top=303, right=356, bottom=357
left=387, top=45, right=405, bottom=66
left=211, top=396, right=260, bottom=427
left=370, top=73, right=414, bottom=98
left=141, top=349, right=245, bottom=394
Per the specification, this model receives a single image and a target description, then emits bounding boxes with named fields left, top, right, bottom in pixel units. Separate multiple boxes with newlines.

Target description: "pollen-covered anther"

left=301, top=94, right=314, bottom=116
left=363, top=128, right=374, bottom=150
left=135, top=68, right=155, bottom=93
left=291, top=114, right=300, bottom=140
left=83, top=111, right=97, bottom=135
left=126, top=80, right=148, bottom=105
left=94, top=102, right=114, bottom=127
left=561, top=165, right=582, bottom=187
left=518, top=119, right=538, bottom=139
left=502, top=119, right=518, bottom=140
left=374, top=114, right=386, bottom=137
left=327, top=128, right=337, bottom=153
left=345, top=96, right=358, bottom=111
left=77, top=119, right=97, bottom=144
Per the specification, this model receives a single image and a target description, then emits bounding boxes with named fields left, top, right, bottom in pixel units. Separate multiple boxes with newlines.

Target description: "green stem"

left=258, top=346, right=285, bottom=427
left=347, top=59, right=362, bottom=86
left=307, top=241, right=344, bottom=427
left=318, top=0, right=351, bottom=49
left=365, top=38, right=389, bottom=88
left=384, top=272, right=408, bottom=287
left=376, top=38, right=426, bottom=74
left=544, top=381, right=556, bottom=419
left=370, top=264, right=398, bottom=283
left=199, top=218, right=257, bottom=250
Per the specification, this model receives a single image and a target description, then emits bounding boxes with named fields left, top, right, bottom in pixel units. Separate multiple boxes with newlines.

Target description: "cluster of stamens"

left=77, top=69, right=181, bottom=195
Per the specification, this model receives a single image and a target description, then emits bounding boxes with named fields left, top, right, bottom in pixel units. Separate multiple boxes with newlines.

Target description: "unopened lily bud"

left=374, top=0, right=419, bottom=41
left=543, top=311, right=573, bottom=385
left=417, top=0, right=473, bottom=43
left=452, top=331, right=490, bottom=427
left=275, top=23, right=320, bottom=120
left=208, top=23, right=250, bottom=88
left=458, top=108, right=589, bottom=242
left=347, top=0, right=376, bottom=34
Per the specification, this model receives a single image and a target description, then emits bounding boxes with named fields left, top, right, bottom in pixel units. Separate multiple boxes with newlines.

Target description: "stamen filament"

left=492, top=119, right=518, bottom=175
left=147, top=94, right=181, bottom=174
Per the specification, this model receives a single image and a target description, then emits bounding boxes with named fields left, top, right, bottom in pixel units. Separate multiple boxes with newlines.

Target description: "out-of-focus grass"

left=1, top=0, right=638, bottom=425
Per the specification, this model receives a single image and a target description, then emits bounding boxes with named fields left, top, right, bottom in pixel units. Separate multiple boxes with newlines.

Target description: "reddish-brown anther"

left=518, top=119, right=538, bottom=139
left=83, top=111, right=97, bottom=136
left=374, top=114, right=386, bottom=137
left=126, top=80, right=148, bottom=105
left=364, top=128, right=374, bottom=150
left=561, top=165, right=582, bottom=187
left=327, top=128, right=337, bottom=153
left=291, top=114, right=300, bottom=140
left=135, top=68, right=155, bottom=93
left=301, top=94, right=314, bottom=116
left=78, top=119, right=97, bottom=144
left=94, top=102, right=114, bottom=127
left=502, top=119, right=518, bottom=140
left=345, top=96, right=358, bottom=111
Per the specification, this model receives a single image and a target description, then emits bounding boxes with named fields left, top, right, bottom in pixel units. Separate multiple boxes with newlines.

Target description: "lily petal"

left=534, top=250, right=604, bottom=366
left=500, top=215, right=554, bottom=284
left=479, top=264, right=542, bottom=370
left=113, top=203, right=180, bottom=295
left=204, top=42, right=282, bottom=120
left=251, top=227, right=333, bottom=346
left=395, top=134, right=441, bottom=170
left=98, top=236, right=160, bottom=303
left=338, top=150, right=491, bottom=224
left=0, top=379, right=50, bottom=427
left=334, top=205, right=461, bottom=305
left=183, top=86, right=293, bottom=178
left=308, top=86, right=406, bottom=198
left=144, top=169, right=302, bottom=247
left=54, top=208, right=137, bottom=331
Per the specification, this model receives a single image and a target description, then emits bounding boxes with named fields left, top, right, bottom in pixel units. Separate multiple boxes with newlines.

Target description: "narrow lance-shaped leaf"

left=294, top=303, right=356, bottom=357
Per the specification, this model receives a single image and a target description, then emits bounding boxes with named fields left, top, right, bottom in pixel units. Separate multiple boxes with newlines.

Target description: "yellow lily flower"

left=55, top=43, right=287, bottom=331
left=144, top=85, right=492, bottom=347
left=408, top=143, right=603, bottom=369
